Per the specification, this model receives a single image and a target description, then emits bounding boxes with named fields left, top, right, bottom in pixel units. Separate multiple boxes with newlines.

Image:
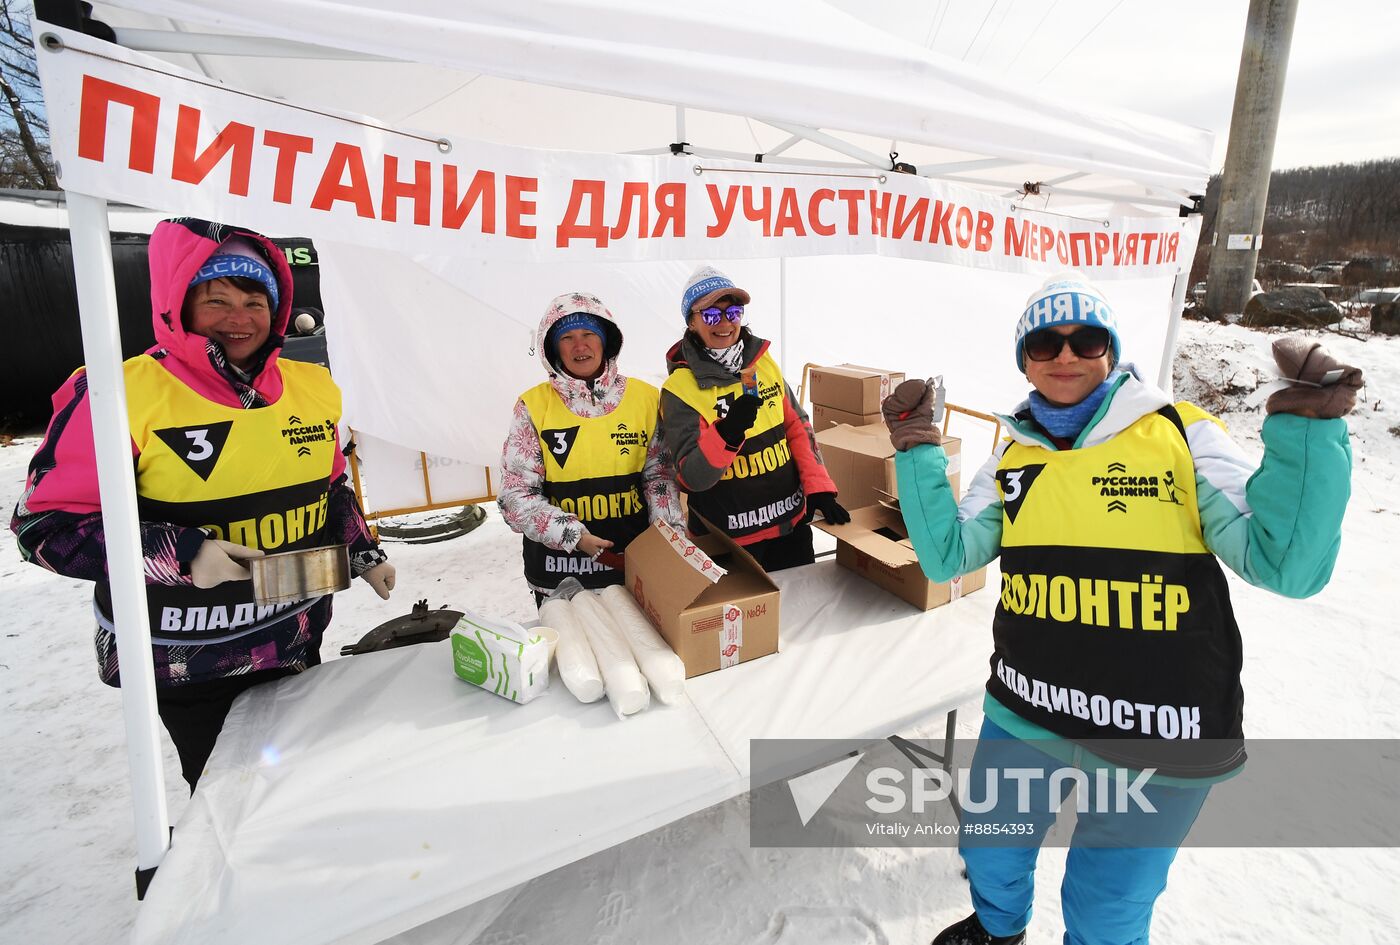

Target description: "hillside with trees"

left=1191, top=158, right=1400, bottom=288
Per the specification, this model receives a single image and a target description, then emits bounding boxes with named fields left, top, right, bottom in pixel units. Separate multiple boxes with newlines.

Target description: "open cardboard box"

left=808, top=364, right=905, bottom=415
left=624, top=519, right=780, bottom=678
left=815, top=498, right=986, bottom=612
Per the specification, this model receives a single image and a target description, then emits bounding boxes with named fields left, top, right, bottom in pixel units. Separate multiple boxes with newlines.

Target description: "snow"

left=2, top=319, right=1397, bottom=944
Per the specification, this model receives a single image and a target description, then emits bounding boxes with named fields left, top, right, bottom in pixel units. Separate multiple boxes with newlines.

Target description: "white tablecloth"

left=132, top=560, right=998, bottom=945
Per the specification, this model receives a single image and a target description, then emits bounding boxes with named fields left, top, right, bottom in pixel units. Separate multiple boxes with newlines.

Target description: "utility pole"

left=1204, top=0, right=1298, bottom=318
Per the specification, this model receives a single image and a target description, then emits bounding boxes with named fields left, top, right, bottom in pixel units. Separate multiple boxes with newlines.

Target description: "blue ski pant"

left=959, top=718, right=1210, bottom=945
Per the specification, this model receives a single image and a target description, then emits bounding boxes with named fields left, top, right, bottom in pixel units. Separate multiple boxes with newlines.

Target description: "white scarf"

left=706, top=341, right=746, bottom=375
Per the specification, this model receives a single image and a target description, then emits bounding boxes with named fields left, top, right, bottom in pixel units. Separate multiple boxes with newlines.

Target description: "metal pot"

left=249, top=543, right=351, bottom=606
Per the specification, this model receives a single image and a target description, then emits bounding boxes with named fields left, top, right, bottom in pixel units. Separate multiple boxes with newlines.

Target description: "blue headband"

left=553, top=311, right=604, bottom=345
left=189, top=252, right=280, bottom=311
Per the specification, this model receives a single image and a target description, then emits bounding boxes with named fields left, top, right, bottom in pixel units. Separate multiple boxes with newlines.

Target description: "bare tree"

left=0, top=0, right=56, bottom=189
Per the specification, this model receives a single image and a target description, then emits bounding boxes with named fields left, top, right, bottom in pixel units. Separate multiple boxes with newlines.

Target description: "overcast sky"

left=837, top=0, right=1400, bottom=172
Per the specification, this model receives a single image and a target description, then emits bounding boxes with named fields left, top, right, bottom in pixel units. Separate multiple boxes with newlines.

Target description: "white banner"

left=35, top=25, right=1197, bottom=279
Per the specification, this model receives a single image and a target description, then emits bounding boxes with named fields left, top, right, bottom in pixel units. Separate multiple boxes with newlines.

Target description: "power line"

left=1006, top=0, right=1060, bottom=72
left=975, top=0, right=1019, bottom=65
left=962, top=0, right=1003, bottom=60
left=1038, top=0, right=1128, bottom=81
left=927, top=0, right=952, bottom=50
left=922, top=0, right=945, bottom=48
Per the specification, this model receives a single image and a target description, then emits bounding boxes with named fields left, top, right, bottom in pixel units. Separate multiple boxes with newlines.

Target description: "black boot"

left=931, top=913, right=1026, bottom=945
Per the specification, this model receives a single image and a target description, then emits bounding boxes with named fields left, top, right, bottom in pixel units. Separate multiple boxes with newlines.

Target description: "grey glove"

left=1265, top=337, right=1363, bottom=419
left=361, top=561, right=396, bottom=600
left=190, top=538, right=263, bottom=588
left=881, top=379, right=943, bottom=451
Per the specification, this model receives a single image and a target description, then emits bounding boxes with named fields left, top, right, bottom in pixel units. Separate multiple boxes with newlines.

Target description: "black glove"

left=714, top=393, right=763, bottom=446
left=1265, top=336, right=1363, bottom=419
left=881, top=379, right=943, bottom=451
left=809, top=492, right=851, bottom=525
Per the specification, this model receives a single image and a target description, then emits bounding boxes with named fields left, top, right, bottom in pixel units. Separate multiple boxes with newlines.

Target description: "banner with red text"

left=36, top=25, right=1199, bottom=280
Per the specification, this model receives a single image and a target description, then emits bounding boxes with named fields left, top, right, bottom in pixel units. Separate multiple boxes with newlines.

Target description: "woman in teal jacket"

left=883, top=274, right=1361, bottom=945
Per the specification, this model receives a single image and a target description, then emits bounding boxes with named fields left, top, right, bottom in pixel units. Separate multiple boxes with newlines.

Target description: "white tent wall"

left=321, top=249, right=1183, bottom=466
left=319, top=253, right=782, bottom=466
left=768, top=260, right=1181, bottom=417
left=347, top=431, right=492, bottom=515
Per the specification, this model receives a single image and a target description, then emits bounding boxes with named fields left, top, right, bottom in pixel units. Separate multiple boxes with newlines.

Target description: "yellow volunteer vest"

left=117, top=355, right=342, bottom=641
left=519, top=378, right=655, bottom=590
left=989, top=404, right=1244, bottom=776
left=662, top=351, right=805, bottom=540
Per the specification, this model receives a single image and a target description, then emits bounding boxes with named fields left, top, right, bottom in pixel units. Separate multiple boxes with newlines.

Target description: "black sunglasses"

left=1023, top=326, right=1112, bottom=362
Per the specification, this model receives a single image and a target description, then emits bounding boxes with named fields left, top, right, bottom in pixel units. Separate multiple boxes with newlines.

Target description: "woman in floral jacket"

left=499, top=292, right=683, bottom=603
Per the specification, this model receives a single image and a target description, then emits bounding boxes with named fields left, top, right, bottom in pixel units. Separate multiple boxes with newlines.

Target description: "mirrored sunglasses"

left=1024, top=326, right=1111, bottom=362
left=698, top=305, right=745, bottom=326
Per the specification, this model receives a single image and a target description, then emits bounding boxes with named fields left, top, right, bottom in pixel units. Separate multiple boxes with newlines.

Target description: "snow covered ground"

left=2, top=319, right=1397, bottom=944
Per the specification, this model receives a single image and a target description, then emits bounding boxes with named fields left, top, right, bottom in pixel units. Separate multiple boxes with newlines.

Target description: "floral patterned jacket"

left=498, top=293, right=683, bottom=584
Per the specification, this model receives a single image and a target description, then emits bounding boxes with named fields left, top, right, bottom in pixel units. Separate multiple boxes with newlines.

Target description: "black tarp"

left=1, top=223, right=322, bottom=431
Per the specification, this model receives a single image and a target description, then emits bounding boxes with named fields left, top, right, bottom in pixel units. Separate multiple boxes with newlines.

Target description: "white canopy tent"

left=28, top=0, right=1211, bottom=929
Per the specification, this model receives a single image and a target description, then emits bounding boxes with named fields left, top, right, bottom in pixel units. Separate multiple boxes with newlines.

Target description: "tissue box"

left=451, top=610, right=551, bottom=704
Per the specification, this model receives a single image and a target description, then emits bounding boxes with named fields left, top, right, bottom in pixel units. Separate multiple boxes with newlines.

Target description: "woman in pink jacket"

left=12, top=218, right=394, bottom=790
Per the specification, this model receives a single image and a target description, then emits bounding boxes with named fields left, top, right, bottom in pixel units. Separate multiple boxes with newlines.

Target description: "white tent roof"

left=91, top=0, right=1212, bottom=209
left=38, top=0, right=1211, bottom=464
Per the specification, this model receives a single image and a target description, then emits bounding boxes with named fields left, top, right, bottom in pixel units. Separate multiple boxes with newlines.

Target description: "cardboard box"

left=818, top=424, right=963, bottom=510
left=811, top=402, right=883, bottom=432
left=624, top=520, right=780, bottom=678
left=808, top=364, right=906, bottom=415
left=816, top=503, right=986, bottom=611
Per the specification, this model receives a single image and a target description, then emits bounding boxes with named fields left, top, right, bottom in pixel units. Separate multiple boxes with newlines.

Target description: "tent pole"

left=764, top=135, right=803, bottom=159
left=980, top=182, right=1192, bottom=209
left=764, top=121, right=889, bottom=170
left=112, top=27, right=397, bottom=60
left=923, top=157, right=1017, bottom=175
left=998, top=171, right=1086, bottom=197
left=1157, top=269, right=1190, bottom=395
left=66, top=191, right=170, bottom=892
left=675, top=106, right=686, bottom=145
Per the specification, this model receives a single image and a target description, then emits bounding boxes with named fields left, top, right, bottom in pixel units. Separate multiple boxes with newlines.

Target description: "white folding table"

left=132, top=560, right=998, bottom=945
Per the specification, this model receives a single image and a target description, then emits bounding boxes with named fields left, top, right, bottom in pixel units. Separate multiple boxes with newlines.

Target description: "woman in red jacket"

left=659, top=265, right=848, bottom=571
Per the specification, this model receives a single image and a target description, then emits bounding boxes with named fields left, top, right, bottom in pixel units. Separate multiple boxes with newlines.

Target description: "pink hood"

left=146, top=218, right=296, bottom=407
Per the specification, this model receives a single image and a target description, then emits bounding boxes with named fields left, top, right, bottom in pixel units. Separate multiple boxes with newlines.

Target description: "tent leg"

left=1157, top=270, right=1189, bottom=396
left=66, top=191, right=171, bottom=894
